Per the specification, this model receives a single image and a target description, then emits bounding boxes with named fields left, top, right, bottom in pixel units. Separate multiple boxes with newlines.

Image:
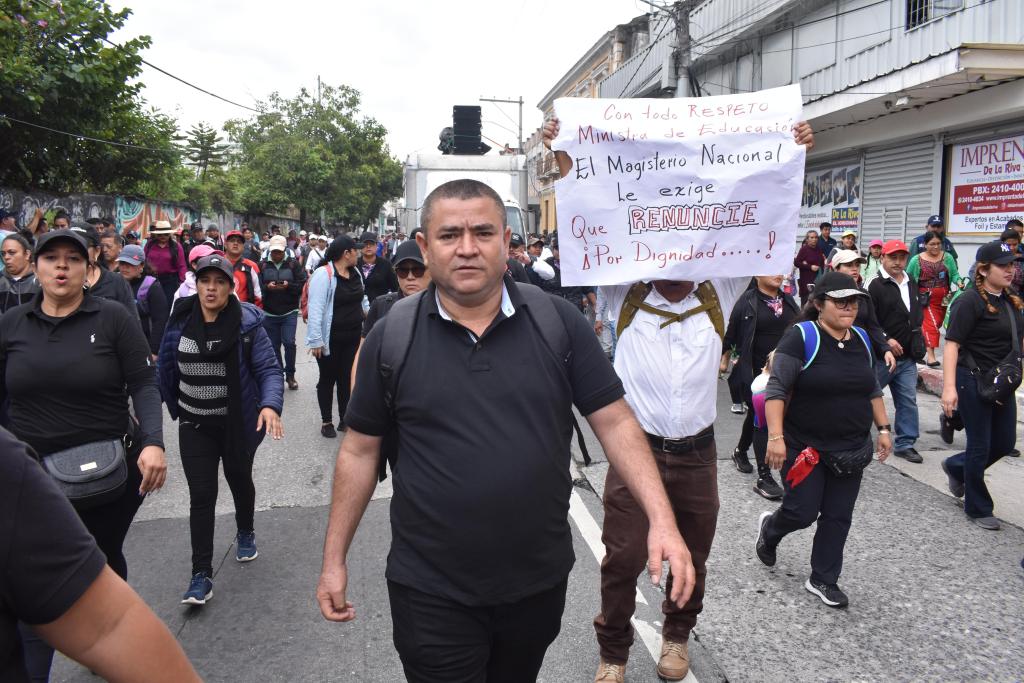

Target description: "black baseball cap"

left=69, top=222, right=101, bottom=248
left=975, top=240, right=1016, bottom=265
left=509, top=234, right=525, bottom=248
left=33, top=229, right=90, bottom=261
left=359, top=231, right=378, bottom=244
left=813, top=272, right=867, bottom=300
left=393, top=240, right=425, bottom=267
left=193, top=254, right=235, bottom=281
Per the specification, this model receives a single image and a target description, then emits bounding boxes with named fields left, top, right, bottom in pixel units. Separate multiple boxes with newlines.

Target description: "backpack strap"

left=850, top=326, right=873, bottom=367
left=796, top=321, right=820, bottom=370
left=694, top=281, right=726, bottom=343
left=616, top=282, right=653, bottom=338
left=615, top=280, right=725, bottom=343
left=137, top=275, right=156, bottom=304
left=378, top=290, right=425, bottom=415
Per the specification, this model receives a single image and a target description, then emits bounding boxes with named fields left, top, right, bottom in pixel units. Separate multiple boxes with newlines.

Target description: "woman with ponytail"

left=940, top=241, right=1024, bottom=531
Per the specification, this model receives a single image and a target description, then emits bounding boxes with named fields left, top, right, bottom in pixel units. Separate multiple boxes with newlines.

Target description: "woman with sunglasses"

left=754, top=272, right=892, bottom=608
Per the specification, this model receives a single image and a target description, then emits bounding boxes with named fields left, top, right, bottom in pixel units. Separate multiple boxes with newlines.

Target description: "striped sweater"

left=176, top=327, right=229, bottom=422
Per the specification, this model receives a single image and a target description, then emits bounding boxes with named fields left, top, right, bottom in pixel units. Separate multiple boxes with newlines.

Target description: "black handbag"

left=41, top=437, right=128, bottom=510
left=963, top=299, right=1023, bottom=405
left=821, top=437, right=874, bottom=477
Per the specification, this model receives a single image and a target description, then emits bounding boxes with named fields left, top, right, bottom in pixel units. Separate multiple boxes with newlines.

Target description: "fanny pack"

left=42, top=437, right=128, bottom=510
left=820, top=437, right=874, bottom=477
left=963, top=299, right=1022, bottom=405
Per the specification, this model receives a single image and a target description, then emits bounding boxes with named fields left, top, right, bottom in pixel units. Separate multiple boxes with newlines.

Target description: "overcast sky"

left=110, top=0, right=651, bottom=161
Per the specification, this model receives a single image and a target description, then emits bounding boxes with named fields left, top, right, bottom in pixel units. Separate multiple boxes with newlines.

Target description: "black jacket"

left=723, top=288, right=800, bottom=400
left=868, top=271, right=924, bottom=352
left=357, top=255, right=399, bottom=303
left=128, top=275, right=169, bottom=355
left=853, top=285, right=890, bottom=359
left=89, top=268, right=139, bottom=320
left=259, top=256, right=306, bottom=315
left=506, top=258, right=530, bottom=284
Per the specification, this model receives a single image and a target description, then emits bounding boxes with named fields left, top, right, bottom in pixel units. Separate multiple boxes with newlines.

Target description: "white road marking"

left=568, top=490, right=699, bottom=683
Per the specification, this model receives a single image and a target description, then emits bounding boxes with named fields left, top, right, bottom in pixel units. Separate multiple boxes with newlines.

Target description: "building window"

left=906, top=0, right=963, bottom=29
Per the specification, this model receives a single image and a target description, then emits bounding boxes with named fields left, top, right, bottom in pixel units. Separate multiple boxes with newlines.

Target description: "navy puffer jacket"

left=158, top=297, right=284, bottom=454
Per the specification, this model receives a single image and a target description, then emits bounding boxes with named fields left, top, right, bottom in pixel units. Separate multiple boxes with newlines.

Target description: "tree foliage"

left=0, top=0, right=181, bottom=194
left=183, top=122, right=230, bottom=180
left=225, top=84, right=403, bottom=226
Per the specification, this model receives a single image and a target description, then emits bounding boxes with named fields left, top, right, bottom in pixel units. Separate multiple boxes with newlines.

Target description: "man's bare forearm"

left=587, top=400, right=676, bottom=529
left=321, top=432, right=383, bottom=570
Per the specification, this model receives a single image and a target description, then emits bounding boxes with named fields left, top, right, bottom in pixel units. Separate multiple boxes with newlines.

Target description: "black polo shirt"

left=0, top=427, right=106, bottom=682
left=0, top=294, right=162, bottom=455
left=345, top=280, right=623, bottom=606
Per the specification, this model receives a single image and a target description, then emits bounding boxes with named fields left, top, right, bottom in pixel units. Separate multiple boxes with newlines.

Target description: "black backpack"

left=374, top=281, right=591, bottom=481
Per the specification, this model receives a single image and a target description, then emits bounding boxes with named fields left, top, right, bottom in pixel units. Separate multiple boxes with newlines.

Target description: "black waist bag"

left=964, top=299, right=1022, bottom=405
left=821, top=437, right=874, bottom=477
left=42, top=437, right=128, bottom=510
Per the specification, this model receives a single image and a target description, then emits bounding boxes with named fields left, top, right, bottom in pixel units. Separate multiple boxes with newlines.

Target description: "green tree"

left=225, top=84, right=402, bottom=226
left=0, top=0, right=181, bottom=193
left=183, top=122, right=230, bottom=180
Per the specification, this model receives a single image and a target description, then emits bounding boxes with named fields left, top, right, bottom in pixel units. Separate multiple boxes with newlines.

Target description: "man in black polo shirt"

left=317, top=179, right=693, bottom=683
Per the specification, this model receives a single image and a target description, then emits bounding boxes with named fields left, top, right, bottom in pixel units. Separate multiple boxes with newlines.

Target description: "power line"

left=0, top=113, right=180, bottom=153
left=695, top=74, right=1018, bottom=98
left=618, top=12, right=675, bottom=97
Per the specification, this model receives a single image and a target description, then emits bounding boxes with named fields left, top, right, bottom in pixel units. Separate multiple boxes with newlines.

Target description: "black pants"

left=737, top=399, right=755, bottom=453
left=388, top=577, right=567, bottom=683
left=315, top=329, right=360, bottom=424
left=179, top=422, right=256, bottom=575
left=762, top=444, right=863, bottom=585
left=20, top=442, right=146, bottom=681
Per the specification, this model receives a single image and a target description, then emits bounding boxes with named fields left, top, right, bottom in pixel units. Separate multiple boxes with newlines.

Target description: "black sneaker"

left=1007, top=449, right=1021, bottom=458
left=939, top=413, right=954, bottom=445
left=337, top=420, right=347, bottom=432
left=940, top=459, right=965, bottom=498
left=755, top=511, right=776, bottom=567
left=321, top=423, right=337, bottom=438
left=732, top=448, right=753, bottom=474
left=804, top=578, right=848, bottom=608
left=754, top=473, right=784, bottom=500
left=894, top=447, right=923, bottom=464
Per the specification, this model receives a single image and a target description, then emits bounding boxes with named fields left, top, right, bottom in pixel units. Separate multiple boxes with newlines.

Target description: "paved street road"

left=51, top=327, right=1023, bottom=682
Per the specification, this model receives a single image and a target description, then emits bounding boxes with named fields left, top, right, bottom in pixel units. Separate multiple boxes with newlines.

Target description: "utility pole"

left=673, top=1, right=696, bottom=98
left=479, top=96, right=523, bottom=153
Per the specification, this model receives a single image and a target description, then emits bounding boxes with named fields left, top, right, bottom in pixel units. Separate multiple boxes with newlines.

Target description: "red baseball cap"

left=225, top=230, right=244, bottom=240
left=881, top=239, right=909, bottom=255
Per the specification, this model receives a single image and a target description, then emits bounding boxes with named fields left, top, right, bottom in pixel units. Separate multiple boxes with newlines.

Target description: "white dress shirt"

left=602, top=278, right=748, bottom=439
left=877, top=265, right=910, bottom=312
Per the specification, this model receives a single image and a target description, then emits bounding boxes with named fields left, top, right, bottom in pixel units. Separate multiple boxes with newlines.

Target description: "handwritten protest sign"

left=552, top=85, right=805, bottom=285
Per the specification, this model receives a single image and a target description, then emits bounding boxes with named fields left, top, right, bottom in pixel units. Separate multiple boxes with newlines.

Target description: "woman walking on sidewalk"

left=794, top=231, right=824, bottom=301
left=907, top=233, right=960, bottom=368
left=159, top=254, right=284, bottom=606
left=306, top=235, right=365, bottom=438
left=940, top=241, right=1024, bottom=531
left=722, top=274, right=799, bottom=499
left=754, top=272, right=892, bottom=608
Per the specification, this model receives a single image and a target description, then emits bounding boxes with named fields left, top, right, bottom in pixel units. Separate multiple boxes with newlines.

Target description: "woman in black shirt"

left=306, top=236, right=365, bottom=438
left=117, top=244, right=169, bottom=358
left=755, top=272, right=892, bottom=608
left=0, top=229, right=166, bottom=681
left=722, top=274, right=799, bottom=499
left=940, top=241, right=1024, bottom=531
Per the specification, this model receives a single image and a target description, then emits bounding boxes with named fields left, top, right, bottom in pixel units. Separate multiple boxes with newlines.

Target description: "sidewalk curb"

left=917, top=364, right=1024, bottom=420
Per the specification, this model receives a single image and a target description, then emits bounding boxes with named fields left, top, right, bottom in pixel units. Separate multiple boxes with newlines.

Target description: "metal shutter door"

left=860, top=137, right=937, bottom=244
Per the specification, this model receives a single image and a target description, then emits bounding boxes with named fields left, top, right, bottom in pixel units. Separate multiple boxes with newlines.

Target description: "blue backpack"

left=796, top=321, right=872, bottom=370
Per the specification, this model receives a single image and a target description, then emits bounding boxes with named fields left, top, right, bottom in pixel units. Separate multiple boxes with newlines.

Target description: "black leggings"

left=179, top=422, right=256, bottom=575
left=315, top=329, right=361, bottom=424
left=20, top=442, right=146, bottom=681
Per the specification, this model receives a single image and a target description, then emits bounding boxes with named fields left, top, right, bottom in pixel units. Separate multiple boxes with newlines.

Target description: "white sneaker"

left=730, top=403, right=745, bottom=414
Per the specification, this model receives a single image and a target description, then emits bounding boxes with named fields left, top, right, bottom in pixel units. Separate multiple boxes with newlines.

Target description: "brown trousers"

left=593, top=438, right=719, bottom=664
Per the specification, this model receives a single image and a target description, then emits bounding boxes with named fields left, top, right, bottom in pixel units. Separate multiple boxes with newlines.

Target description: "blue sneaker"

left=181, top=572, right=213, bottom=605
left=236, top=530, right=258, bottom=562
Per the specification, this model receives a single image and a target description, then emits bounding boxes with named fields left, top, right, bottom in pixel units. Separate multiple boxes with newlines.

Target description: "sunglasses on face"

left=396, top=265, right=426, bottom=278
left=831, top=296, right=860, bottom=310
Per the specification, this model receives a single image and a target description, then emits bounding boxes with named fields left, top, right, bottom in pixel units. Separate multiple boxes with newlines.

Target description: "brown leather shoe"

left=594, top=659, right=625, bottom=683
left=657, top=639, right=689, bottom=681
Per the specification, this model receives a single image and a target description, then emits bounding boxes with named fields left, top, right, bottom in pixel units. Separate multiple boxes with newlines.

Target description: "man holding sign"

left=544, top=86, right=813, bottom=682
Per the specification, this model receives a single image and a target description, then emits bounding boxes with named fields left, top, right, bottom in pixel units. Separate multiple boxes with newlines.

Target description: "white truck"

left=400, top=153, right=530, bottom=240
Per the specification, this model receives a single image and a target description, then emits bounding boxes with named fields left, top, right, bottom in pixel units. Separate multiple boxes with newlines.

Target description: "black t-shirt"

left=751, top=291, right=796, bottom=372
left=946, top=289, right=1024, bottom=373
left=0, top=295, right=162, bottom=455
left=361, top=292, right=400, bottom=338
left=331, top=269, right=364, bottom=336
left=345, top=282, right=624, bottom=606
left=775, top=324, right=878, bottom=451
left=0, top=428, right=106, bottom=682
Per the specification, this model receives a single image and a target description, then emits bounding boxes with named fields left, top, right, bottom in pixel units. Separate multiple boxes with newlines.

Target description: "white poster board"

left=946, top=133, right=1024, bottom=234
left=551, top=85, right=805, bottom=286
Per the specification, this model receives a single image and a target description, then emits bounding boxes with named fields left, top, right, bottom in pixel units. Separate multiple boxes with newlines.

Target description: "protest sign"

left=551, top=85, right=805, bottom=286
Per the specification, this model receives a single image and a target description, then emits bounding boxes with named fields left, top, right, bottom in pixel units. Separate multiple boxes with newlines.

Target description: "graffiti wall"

left=0, top=187, right=115, bottom=228
left=116, top=197, right=198, bottom=236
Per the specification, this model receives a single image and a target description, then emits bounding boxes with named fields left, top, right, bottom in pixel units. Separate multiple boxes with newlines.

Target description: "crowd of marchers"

left=0, top=122, right=1021, bottom=683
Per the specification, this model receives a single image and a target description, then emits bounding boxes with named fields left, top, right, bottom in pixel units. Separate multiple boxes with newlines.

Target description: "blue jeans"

left=262, top=311, right=298, bottom=376
left=876, top=357, right=919, bottom=451
left=944, top=366, right=1017, bottom=518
